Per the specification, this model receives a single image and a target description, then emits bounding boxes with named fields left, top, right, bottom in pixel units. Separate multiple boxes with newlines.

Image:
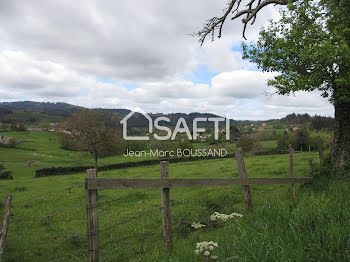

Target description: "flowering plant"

left=194, top=241, right=218, bottom=260
left=191, top=222, right=206, bottom=230
left=210, top=212, right=244, bottom=221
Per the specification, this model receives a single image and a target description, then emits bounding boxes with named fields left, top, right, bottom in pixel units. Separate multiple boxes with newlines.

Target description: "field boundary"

left=36, top=149, right=288, bottom=178
left=84, top=147, right=313, bottom=261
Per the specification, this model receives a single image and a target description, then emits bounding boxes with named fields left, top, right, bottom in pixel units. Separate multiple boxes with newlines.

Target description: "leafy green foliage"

left=242, top=0, right=350, bottom=168
left=294, top=127, right=310, bottom=151
left=0, top=163, right=13, bottom=179
left=8, top=138, right=18, bottom=148
left=311, top=115, right=335, bottom=131
left=256, top=130, right=277, bottom=141
left=236, top=137, right=261, bottom=153
left=242, top=0, right=350, bottom=103
left=64, top=109, right=123, bottom=168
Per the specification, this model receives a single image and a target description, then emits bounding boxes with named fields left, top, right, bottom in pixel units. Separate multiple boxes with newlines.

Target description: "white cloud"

left=263, top=90, right=334, bottom=117
left=211, top=70, right=276, bottom=98
left=0, top=50, right=85, bottom=97
left=0, top=1, right=334, bottom=120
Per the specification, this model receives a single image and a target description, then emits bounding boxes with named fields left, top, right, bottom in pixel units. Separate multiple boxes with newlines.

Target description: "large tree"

left=197, top=0, right=350, bottom=169
left=65, top=109, right=122, bottom=170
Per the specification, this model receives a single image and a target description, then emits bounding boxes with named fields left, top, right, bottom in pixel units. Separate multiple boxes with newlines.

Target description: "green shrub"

left=0, top=164, right=13, bottom=179
left=8, top=138, right=18, bottom=148
left=236, top=137, right=261, bottom=153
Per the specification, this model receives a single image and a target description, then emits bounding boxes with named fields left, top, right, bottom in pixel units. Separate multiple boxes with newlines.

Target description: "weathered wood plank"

left=235, top=148, right=252, bottom=210
left=86, top=169, right=99, bottom=262
left=160, top=161, right=172, bottom=251
left=0, top=194, right=12, bottom=262
left=86, top=177, right=313, bottom=190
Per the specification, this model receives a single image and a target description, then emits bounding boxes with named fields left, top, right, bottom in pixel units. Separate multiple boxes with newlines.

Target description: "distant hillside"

left=0, top=101, right=83, bottom=115
left=281, top=113, right=334, bottom=131
left=0, top=101, right=237, bottom=128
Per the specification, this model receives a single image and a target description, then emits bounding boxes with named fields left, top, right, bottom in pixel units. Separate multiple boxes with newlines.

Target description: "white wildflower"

left=194, top=241, right=218, bottom=257
left=210, top=211, right=244, bottom=221
left=191, top=222, right=206, bottom=230
left=232, top=212, right=244, bottom=218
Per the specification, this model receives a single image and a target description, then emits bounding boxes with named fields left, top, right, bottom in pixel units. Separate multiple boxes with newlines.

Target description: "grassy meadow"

left=0, top=131, right=349, bottom=261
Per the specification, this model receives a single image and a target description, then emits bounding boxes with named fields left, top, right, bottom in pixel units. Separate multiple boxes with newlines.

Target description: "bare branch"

left=233, top=0, right=287, bottom=23
left=195, top=0, right=289, bottom=44
left=194, top=0, right=238, bottom=45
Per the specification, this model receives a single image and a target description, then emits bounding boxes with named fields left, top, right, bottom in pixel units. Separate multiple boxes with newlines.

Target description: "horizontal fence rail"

left=85, top=146, right=315, bottom=262
left=86, top=177, right=313, bottom=190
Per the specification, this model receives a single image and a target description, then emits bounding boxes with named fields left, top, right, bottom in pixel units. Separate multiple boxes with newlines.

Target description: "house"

left=0, top=135, right=10, bottom=144
left=61, top=130, right=72, bottom=135
left=0, top=136, right=23, bottom=144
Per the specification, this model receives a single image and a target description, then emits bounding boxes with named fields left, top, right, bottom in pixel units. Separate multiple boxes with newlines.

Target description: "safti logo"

left=120, top=111, right=230, bottom=141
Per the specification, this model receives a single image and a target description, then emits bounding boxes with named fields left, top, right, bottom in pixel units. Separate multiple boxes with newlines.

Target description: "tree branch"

left=194, top=0, right=238, bottom=45
left=195, top=0, right=289, bottom=43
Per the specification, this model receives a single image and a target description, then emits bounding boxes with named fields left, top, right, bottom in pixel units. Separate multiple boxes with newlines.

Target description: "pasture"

left=0, top=131, right=349, bottom=261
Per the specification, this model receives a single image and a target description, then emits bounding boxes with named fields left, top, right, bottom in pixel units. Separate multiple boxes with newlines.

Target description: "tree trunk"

left=333, top=99, right=350, bottom=170
left=94, top=153, right=98, bottom=170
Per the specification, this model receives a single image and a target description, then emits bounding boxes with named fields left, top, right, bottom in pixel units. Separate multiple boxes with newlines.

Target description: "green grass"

left=260, top=140, right=277, bottom=151
left=0, top=131, right=157, bottom=179
left=1, top=131, right=349, bottom=261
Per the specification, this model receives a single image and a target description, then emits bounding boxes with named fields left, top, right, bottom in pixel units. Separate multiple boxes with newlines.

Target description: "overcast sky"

left=0, top=0, right=334, bottom=120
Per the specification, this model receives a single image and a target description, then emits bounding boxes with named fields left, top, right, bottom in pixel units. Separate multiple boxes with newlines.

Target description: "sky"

left=0, top=0, right=334, bottom=120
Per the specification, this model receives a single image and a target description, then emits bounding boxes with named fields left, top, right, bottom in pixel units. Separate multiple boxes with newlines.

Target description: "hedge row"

left=35, top=149, right=285, bottom=178
left=35, top=153, right=235, bottom=178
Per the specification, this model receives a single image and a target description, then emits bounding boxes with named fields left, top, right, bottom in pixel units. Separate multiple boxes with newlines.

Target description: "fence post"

left=235, top=148, right=252, bottom=211
left=318, top=142, right=324, bottom=165
left=308, top=158, right=315, bottom=175
left=160, top=161, right=173, bottom=251
left=86, top=169, right=99, bottom=262
left=289, top=145, right=296, bottom=197
left=0, top=194, right=12, bottom=262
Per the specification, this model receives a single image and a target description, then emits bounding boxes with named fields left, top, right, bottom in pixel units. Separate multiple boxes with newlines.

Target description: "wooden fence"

left=85, top=147, right=313, bottom=262
left=0, top=194, right=12, bottom=262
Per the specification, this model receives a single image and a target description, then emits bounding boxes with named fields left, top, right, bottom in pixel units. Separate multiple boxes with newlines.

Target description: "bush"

left=0, top=164, right=13, bottom=179
left=8, top=138, right=18, bottom=148
left=58, top=133, right=83, bottom=151
left=293, top=128, right=310, bottom=151
left=277, top=131, right=294, bottom=152
left=236, top=137, right=261, bottom=153
left=176, top=139, right=194, bottom=151
left=310, top=154, right=344, bottom=179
